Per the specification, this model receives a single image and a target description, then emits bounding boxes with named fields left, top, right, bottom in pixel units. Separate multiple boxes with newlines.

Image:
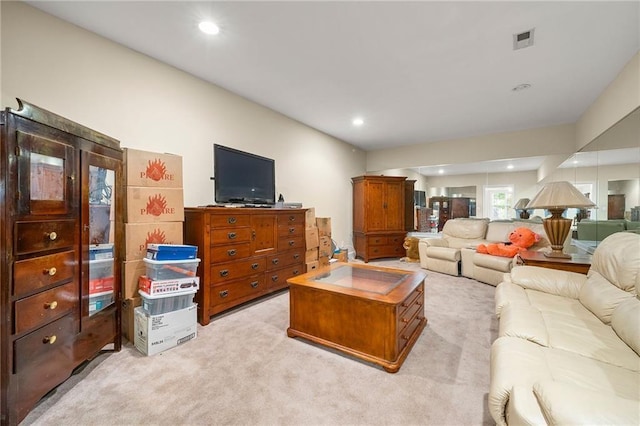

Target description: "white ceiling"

left=26, top=1, right=640, bottom=174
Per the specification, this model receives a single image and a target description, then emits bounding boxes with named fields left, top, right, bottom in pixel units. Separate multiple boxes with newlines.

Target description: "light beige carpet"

left=22, top=260, right=498, bottom=425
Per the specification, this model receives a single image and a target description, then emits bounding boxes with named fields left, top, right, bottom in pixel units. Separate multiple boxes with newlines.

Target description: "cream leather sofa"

left=418, top=218, right=489, bottom=276
left=460, top=219, right=551, bottom=286
left=419, top=218, right=551, bottom=285
left=489, top=232, right=640, bottom=425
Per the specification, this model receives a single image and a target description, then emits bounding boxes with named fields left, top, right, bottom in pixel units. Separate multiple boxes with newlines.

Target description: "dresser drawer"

left=13, top=314, right=75, bottom=373
left=266, top=249, right=304, bottom=270
left=13, top=250, right=76, bottom=297
left=396, top=307, right=424, bottom=355
left=211, top=213, right=250, bottom=228
left=280, top=212, right=305, bottom=225
left=211, top=275, right=265, bottom=307
left=211, top=227, right=252, bottom=245
left=15, top=220, right=76, bottom=255
left=211, top=258, right=267, bottom=284
left=397, top=285, right=424, bottom=332
left=367, top=244, right=404, bottom=258
left=368, top=236, right=388, bottom=246
left=277, top=223, right=303, bottom=237
left=14, top=281, right=77, bottom=335
left=211, top=243, right=252, bottom=263
left=267, top=263, right=304, bottom=291
left=278, top=236, right=304, bottom=251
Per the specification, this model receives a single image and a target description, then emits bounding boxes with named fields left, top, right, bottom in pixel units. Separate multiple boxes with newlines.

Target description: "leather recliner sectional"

left=489, top=232, right=640, bottom=425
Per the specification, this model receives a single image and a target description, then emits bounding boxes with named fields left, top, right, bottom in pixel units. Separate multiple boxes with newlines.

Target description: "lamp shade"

left=526, top=181, right=595, bottom=209
left=513, top=198, right=531, bottom=210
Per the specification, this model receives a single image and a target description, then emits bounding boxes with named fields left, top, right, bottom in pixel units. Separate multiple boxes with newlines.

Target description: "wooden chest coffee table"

left=286, top=263, right=427, bottom=373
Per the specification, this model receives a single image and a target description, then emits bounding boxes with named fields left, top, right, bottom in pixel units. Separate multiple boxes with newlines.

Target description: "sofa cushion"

left=484, top=221, right=514, bottom=242
left=590, top=232, right=640, bottom=293
left=441, top=217, right=489, bottom=240
left=533, top=381, right=640, bottom=426
left=473, top=252, right=513, bottom=272
left=611, top=297, right=640, bottom=356
left=579, top=271, right=635, bottom=324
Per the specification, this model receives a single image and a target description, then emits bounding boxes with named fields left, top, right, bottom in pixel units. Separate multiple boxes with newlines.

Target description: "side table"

left=517, top=250, right=592, bottom=275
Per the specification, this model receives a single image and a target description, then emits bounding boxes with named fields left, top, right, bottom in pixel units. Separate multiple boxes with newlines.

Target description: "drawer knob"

left=43, top=335, right=57, bottom=345
left=401, top=334, right=410, bottom=341
left=219, top=270, right=229, bottom=277
left=288, top=216, right=295, bottom=222
left=219, top=290, right=229, bottom=298
left=44, top=267, right=57, bottom=276
left=228, top=232, right=237, bottom=240
left=288, top=241, right=294, bottom=246
left=250, top=281, right=259, bottom=289
left=227, top=249, right=237, bottom=257
left=401, top=318, right=409, bottom=323
left=46, top=231, right=58, bottom=241
left=45, top=301, right=58, bottom=310
left=251, top=263, right=259, bottom=270
left=293, top=254, right=300, bottom=260
left=293, top=269, right=299, bottom=275
left=272, top=259, right=279, bottom=265
left=227, top=217, right=237, bottom=224
left=271, top=275, right=278, bottom=282
left=289, top=227, right=295, bottom=233
left=401, top=301, right=410, bottom=307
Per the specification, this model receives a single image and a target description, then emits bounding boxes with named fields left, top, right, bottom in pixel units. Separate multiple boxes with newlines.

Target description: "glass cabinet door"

left=17, top=130, right=75, bottom=216
left=83, top=152, right=119, bottom=317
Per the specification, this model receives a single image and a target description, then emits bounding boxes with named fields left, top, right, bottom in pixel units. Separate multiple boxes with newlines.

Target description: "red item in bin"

left=89, top=277, right=114, bottom=294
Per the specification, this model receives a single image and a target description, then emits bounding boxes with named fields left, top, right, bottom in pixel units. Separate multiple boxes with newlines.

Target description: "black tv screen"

left=214, top=144, right=275, bottom=205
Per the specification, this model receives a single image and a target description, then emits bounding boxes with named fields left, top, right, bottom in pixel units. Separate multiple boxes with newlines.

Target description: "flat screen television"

left=214, top=144, right=276, bottom=205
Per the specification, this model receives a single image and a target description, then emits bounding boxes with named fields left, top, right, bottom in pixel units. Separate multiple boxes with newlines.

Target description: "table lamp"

left=526, top=181, right=596, bottom=258
left=513, top=198, right=531, bottom=219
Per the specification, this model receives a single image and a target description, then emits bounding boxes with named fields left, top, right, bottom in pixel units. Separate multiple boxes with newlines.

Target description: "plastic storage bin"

left=89, top=292, right=114, bottom=314
left=143, top=258, right=200, bottom=280
left=89, top=243, right=114, bottom=260
left=146, top=244, right=198, bottom=260
left=139, top=289, right=196, bottom=315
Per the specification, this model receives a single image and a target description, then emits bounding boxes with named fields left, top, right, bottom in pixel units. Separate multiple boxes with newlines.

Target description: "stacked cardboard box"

left=316, top=217, right=333, bottom=266
left=305, top=208, right=319, bottom=272
left=121, top=148, right=185, bottom=342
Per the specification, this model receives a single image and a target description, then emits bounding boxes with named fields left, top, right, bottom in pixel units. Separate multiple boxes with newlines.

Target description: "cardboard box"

left=305, top=248, right=319, bottom=263
left=125, top=222, right=184, bottom=261
left=124, top=148, right=183, bottom=188
left=125, top=187, right=184, bottom=223
left=122, top=297, right=141, bottom=343
left=305, top=208, right=316, bottom=228
left=123, top=259, right=147, bottom=299
left=333, top=249, right=348, bottom=262
left=316, top=217, right=331, bottom=236
left=305, top=227, right=319, bottom=249
left=134, top=305, right=197, bottom=356
left=318, top=255, right=331, bottom=266
left=305, top=261, right=319, bottom=272
left=318, top=236, right=333, bottom=258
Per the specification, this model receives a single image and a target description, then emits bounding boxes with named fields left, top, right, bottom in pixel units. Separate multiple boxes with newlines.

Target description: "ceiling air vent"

left=513, top=28, right=535, bottom=50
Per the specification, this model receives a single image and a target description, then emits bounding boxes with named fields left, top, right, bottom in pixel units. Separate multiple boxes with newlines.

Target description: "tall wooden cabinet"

left=428, top=196, right=470, bottom=232
left=184, top=207, right=306, bottom=325
left=352, top=175, right=407, bottom=262
left=1, top=99, right=123, bottom=425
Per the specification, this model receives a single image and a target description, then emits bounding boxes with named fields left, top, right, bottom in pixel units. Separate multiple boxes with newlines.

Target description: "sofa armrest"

left=509, top=265, right=587, bottom=299
left=421, top=238, right=449, bottom=248
left=533, top=381, right=640, bottom=425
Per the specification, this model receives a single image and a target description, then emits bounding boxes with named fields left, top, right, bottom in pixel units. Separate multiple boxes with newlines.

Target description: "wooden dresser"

left=184, top=207, right=306, bottom=325
left=352, top=175, right=407, bottom=262
left=1, top=99, right=122, bottom=425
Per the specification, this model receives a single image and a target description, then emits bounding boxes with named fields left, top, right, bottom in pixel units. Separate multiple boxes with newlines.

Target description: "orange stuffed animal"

left=476, top=227, right=540, bottom=258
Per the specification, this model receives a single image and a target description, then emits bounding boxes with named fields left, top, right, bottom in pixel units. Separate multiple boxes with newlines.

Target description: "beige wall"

left=0, top=2, right=366, bottom=246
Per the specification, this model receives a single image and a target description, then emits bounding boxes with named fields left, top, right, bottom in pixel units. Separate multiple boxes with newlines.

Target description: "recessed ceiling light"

left=199, top=21, right=220, bottom=35
left=352, top=117, right=364, bottom=126
left=438, top=169, right=444, bottom=174
left=512, top=83, right=531, bottom=92
left=507, top=164, right=514, bottom=169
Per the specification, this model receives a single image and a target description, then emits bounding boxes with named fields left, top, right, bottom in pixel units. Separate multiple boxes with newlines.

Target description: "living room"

left=1, top=1, right=639, bottom=425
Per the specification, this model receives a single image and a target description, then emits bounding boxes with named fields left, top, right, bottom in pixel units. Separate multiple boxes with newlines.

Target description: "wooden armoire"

left=352, top=175, right=406, bottom=262
left=0, top=99, right=123, bottom=425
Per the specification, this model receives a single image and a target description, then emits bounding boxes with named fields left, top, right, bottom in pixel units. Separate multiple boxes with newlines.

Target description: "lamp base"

left=543, top=250, right=571, bottom=259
